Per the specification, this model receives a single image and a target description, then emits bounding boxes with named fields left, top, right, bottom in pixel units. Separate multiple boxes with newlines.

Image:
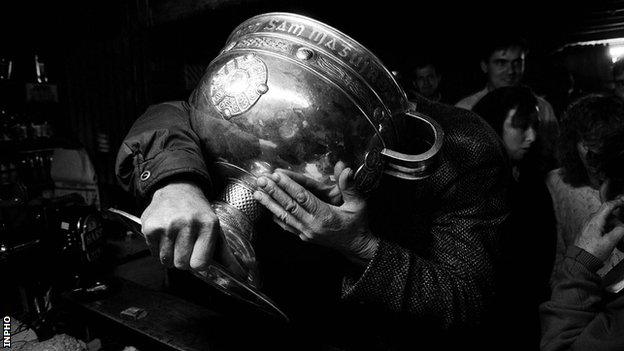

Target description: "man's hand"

left=273, top=161, right=348, bottom=206
left=141, top=181, right=219, bottom=271
left=574, top=196, right=624, bottom=261
left=253, top=164, right=379, bottom=265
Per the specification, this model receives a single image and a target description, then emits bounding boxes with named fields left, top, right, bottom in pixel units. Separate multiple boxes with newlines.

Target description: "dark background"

left=0, top=0, right=620, bottom=206
left=2, top=1, right=623, bottom=348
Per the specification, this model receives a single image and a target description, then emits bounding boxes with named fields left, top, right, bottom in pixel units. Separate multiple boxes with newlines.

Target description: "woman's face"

left=577, top=141, right=603, bottom=188
left=502, top=108, right=537, bottom=160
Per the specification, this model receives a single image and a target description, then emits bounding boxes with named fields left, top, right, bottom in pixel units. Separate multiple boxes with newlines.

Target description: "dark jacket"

left=116, top=95, right=510, bottom=350
left=540, top=246, right=624, bottom=351
left=494, top=167, right=557, bottom=350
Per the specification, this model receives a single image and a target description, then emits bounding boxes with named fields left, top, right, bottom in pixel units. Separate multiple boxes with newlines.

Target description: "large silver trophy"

left=114, top=12, right=444, bottom=320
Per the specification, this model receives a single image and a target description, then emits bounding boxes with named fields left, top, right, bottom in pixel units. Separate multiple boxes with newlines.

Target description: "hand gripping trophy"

left=110, top=12, right=443, bottom=320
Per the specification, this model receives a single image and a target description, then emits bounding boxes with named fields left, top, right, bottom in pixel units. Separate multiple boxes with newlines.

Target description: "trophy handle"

left=380, top=109, right=444, bottom=180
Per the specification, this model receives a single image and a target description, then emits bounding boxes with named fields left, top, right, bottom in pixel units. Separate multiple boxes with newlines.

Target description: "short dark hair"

left=472, top=86, right=539, bottom=137
left=613, top=59, right=624, bottom=79
left=480, top=35, right=529, bottom=62
left=558, top=94, right=624, bottom=187
left=597, top=136, right=624, bottom=182
left=410, top=57, right=440, bottom=76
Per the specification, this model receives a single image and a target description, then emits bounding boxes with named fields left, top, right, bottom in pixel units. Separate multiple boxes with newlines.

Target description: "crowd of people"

left=115, top=30, right=624, bottom=350
left=404, top=35, right=624, bottom=350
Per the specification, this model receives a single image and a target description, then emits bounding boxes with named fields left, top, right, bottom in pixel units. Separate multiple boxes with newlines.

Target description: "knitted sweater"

left=540, top=246, right=624, bottom=351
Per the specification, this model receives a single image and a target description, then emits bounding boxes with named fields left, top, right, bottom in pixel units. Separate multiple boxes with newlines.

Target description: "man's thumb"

left=605, top=226, right=624, bottom=246
left=338, top=167, right=362, bottom=204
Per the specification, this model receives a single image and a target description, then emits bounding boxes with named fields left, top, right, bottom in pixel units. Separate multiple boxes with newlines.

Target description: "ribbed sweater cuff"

left=566, top=245, right=604, bottom=273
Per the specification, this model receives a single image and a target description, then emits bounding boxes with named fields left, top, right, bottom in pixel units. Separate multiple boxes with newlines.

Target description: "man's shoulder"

left=416, top=98, right=506, bottom=169
left=454, top=88, right=488, bottom=110
left=545, top=168, right=565, bottom=194
left=536, top=96, right=557, bottom=120
left=546, top=168, right=562, bottom=184
left=536, top=95, right=553, bottom=108
left=148, top=101, right=189, bottom=113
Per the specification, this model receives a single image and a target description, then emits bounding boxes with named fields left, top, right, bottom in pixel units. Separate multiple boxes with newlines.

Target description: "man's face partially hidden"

left=481, top=46, right=526, bottom=89
left=414, top=65, right=441, bottom=98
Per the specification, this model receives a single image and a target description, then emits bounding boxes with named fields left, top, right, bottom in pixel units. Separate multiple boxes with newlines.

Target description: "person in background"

left=612, top=59, right=624, bottom=102
left=540, top=129, right=624, bottom=351
left=546, top=94, right=624, bottom=281
left=406, top=60, right=445, bottom=103
left=473, top=86, right=557, bottom=350
left=456, top=35, right=559, bottom=173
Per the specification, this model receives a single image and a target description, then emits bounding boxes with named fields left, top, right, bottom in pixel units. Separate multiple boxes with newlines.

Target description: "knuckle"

left=142, top=223, right=158, bottom=236
left=200, top=215, right=219, bottom=228
left=170, top=216, right=190, bottom=227
left=295, top=191, right=307, bottom=204
left=307, top=199, right=319, bottom=213
left=285, top=200, right=298, bottom=214
left=264, top=183, right=276, bottom=195
left=309, top=222, right=323, bottom=234
left=318, top=212, right=334, bottom=225
left=279, top=211, right=290, bottom=222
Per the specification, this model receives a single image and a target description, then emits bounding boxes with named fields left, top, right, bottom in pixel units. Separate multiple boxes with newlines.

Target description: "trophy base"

left=191, top=261, right=289, bottom=322
left=105, top=207, right=288, bottom=321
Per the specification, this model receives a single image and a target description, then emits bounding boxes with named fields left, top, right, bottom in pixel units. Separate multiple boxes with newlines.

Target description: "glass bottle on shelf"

left=34, top=55, right=47, bottom=84
left=26, top=54, right=57, bottom=104
left=0, top=56, right=13, bottom=81
left=0, top=104, right=11, bottom=141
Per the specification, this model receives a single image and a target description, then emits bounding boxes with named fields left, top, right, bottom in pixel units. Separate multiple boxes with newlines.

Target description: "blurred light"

left=609, top=44, right=624, bottom=63
left=560, top=38, right=624, bottom=64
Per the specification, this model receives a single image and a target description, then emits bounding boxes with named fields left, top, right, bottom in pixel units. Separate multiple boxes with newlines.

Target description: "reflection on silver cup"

left=186, top=12, right=445, bottom=318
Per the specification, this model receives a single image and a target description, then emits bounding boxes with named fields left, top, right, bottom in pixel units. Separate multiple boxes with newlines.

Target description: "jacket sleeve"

left=115, top=101, right=212, bottom=201
left=539, top=246, right=608, bottom=351
left=341, top=135, right=508, bottom=329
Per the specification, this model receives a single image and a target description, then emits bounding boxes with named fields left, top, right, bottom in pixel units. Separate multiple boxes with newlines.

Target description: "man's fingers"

left=338, top=167, right=364, bottom=204
left=275, top=169, right=324, bottom=191
left=159, top=227, right=177, bottom=268
left=189, top=218, right=218, bottom=271
left=173, top=224, right=197, bottom=270
left=257, top=174, right=316, bottom=221
left=253, top=189, right=307, bottom=234
left=594, top=196, right=624, bottom=231
left=272, top=215, right=299, bottom=235
left=270, top=172, right=323, bottom=217
left=143, top=226, right=163, bottom=258
left=271, top=216, right=310, bottom=242
left=605, top=226, right=624, bottom=246
left=333, top=161, right=346, bottom=182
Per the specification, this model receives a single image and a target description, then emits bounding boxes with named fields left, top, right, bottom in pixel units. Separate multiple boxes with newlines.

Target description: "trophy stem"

left=211, top=177, right=265, bottom=287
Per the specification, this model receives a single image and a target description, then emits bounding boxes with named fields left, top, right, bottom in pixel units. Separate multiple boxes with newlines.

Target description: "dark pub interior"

left=2, top=1, right=624, bottom=350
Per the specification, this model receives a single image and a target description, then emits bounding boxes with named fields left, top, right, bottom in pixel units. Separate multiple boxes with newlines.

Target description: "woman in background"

left=473, top=86, right=557, bottom=350
left=540, top=95, right=624, bottom=350
left=546, top=95, right=624, bottom=279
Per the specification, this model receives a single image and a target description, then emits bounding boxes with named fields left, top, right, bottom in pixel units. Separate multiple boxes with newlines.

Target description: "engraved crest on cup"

left=209, top=54, right=269, bottom=119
